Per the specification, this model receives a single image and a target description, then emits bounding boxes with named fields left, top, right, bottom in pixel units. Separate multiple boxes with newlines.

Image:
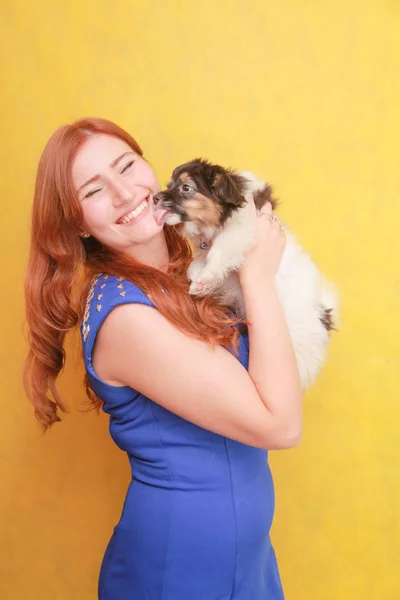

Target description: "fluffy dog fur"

left=154, top=159, right=338, bottom=389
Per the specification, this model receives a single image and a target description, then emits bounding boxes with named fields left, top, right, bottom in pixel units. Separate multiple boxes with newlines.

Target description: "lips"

left=115, top=196, right=149, bottom=224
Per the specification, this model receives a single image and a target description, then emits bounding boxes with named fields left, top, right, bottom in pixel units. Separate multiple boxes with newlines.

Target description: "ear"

left=211, top=172, right=246, bottom=207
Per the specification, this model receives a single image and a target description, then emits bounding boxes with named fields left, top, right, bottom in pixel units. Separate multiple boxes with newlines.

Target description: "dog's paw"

left=187, top=259, right=206, bottom=283
left=189, top=275, right=219, bottom=297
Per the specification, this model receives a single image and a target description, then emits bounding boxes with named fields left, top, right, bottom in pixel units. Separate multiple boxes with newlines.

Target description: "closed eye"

left=121, top=160, right=135, bottom=174
left=84, top=188, right=102, bottom=199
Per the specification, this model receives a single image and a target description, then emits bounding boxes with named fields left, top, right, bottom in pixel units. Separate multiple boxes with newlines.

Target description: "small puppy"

left=154, top=159, right=338, bottom=389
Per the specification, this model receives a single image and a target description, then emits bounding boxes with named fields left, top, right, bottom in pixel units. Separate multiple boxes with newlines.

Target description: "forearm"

left=243, top=279, right=303, bottom=443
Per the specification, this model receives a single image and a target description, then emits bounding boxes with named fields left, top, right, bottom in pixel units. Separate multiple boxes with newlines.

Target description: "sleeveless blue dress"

left=81, top=273, right=285, bottom=600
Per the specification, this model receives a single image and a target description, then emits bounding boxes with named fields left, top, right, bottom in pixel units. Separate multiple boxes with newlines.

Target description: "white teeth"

left=118, top=199, right=148, bottom=224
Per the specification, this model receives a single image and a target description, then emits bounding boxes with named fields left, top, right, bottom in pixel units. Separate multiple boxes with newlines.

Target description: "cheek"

left=82, top=200, right=109, bottom=231
left=137, top=161, right=161, bottom=192
left=152, top=176, right=162, bottom=193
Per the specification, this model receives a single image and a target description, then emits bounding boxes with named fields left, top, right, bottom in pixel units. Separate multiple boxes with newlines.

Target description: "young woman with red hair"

left=24, top=117, right=302, bottom=599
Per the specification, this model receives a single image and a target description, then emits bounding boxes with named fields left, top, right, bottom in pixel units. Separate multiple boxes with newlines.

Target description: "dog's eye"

left=182, top=184, right=192, bottom=193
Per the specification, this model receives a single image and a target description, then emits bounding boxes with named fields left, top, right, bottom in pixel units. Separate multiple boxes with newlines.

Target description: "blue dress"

left=81, top=273, right=285, bottom=600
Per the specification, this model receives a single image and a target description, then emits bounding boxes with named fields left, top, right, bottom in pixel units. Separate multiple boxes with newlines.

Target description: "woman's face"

left=72, top=133, right=163, bottom=252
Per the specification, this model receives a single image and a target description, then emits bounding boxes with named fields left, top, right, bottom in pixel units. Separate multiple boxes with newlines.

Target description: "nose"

left=111, top=179, right=133, bottom=206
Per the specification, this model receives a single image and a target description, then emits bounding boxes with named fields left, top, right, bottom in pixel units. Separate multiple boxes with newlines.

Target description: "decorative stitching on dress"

left=117, top=276, right=126, bottom=297
left=82, top=273, right=101, bottom=343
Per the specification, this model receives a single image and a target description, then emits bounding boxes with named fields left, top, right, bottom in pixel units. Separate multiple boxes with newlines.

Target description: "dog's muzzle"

left=153, top=191, right=183, bottom=225
left=153, top=191, right=170, bottom=207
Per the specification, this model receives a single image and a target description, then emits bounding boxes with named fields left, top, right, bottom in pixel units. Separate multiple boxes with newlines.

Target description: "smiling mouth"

left=116, top=198, right=149, bottom=224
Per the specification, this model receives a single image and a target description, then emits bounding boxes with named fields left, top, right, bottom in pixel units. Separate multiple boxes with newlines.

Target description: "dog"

left=153, top=159, right=338, bottom=389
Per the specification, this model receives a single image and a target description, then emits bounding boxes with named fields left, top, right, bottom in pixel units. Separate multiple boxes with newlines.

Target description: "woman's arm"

left=93, top=301, right=300, bottom=450
left=94, top=200, right=302, bottom=450
left=238, top=199, right=303, bottom=446
left=243, top=279, right=303, bottom=447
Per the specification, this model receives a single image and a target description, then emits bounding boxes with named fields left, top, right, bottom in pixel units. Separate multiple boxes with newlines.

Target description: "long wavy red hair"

left=24, top=117, right=241, bottom=430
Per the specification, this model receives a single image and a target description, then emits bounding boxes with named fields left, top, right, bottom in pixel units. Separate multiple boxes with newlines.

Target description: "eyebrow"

left=77, top=151, right=135, bottom=193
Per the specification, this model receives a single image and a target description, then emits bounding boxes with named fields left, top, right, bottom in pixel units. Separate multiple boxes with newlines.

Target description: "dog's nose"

left=153, top=191, right=165, bottom=205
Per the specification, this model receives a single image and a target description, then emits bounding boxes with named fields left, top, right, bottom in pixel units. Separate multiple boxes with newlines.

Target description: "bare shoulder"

left=92, top=302, right=171, bottom=385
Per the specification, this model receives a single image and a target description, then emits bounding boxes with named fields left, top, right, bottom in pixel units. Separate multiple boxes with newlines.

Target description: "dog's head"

left=153, top=159, right=248, bottom=231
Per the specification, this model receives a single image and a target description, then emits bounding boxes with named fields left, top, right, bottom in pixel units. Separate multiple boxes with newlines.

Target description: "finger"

left=259, top=201, right=272, bottom=215
left=258, top=211, right=274, bottom=222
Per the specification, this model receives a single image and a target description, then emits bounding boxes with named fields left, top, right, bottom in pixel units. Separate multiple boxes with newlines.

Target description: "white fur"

left=164, top=213, right=182, bottom=226
left=185, top=171, right=339, bottom=389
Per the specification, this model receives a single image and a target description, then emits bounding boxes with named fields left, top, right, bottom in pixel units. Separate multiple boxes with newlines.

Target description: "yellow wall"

left=1, top=1, right=399, bottom=598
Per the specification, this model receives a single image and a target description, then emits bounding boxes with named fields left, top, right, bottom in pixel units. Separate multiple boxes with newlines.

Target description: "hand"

left=239, top=200, right=286, bottom=288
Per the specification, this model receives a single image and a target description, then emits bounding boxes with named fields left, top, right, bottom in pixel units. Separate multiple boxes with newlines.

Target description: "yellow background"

left=1, top=1, right=399, bottom=598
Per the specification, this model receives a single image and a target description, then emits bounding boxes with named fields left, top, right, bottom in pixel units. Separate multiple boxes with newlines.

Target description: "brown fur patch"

left=178, top=172, right=191, bottom=183
left=185, top=193, right=223, bottom=226
left=320, top=307, right=337, bottom=332
left=253, top=185, right=277, bottom=211
left=211, top=173, right=222, bottom=188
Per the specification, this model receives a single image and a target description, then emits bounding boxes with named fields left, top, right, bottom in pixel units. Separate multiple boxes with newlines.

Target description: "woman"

left=24, top=117, right=303, bottom=599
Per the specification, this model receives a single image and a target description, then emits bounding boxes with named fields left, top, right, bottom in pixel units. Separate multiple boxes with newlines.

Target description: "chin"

left=145, top=217, right=165, bottom=238
left=154, top=158, right=339, bottom=390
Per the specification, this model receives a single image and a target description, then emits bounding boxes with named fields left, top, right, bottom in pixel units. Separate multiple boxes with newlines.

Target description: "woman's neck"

left=125, top=230, right=170, bottom=272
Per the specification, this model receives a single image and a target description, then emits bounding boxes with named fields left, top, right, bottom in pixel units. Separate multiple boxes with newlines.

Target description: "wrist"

left=240, top=274, right=278, bottom=296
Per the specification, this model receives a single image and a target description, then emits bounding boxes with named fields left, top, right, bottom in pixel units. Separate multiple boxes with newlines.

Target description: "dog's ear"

left=211, top=172, right=246, bottom=207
